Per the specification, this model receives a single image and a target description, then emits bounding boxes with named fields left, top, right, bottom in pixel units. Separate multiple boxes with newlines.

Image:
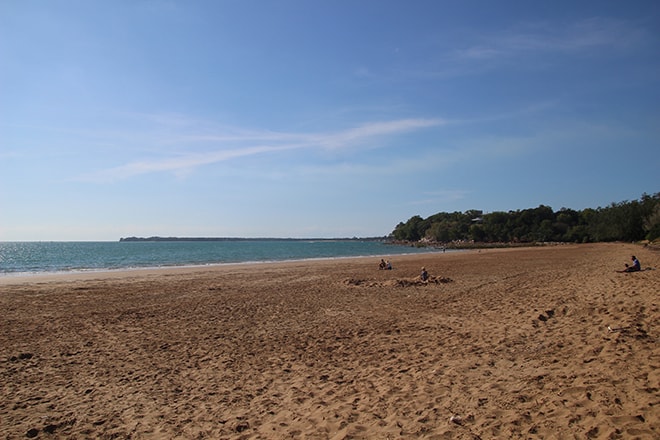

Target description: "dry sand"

left=1, top=243, right=658, bottom=439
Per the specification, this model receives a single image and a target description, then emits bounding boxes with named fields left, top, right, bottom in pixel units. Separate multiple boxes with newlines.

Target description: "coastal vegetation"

left=391, top=192, right=660, bottom=245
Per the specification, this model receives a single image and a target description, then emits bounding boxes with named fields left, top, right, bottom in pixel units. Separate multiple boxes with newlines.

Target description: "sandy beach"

left=1, top=243, right=658, bottom=439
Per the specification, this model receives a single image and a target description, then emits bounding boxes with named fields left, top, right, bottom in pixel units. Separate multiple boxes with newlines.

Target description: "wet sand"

left=1, top=243, right=658, bottom=439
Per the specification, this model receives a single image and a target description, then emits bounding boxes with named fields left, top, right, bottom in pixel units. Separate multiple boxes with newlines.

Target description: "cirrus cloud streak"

left=77, top=118, right=447, bottom=183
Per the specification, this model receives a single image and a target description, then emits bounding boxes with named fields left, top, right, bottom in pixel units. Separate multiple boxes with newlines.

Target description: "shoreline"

left=0, top=248, right=464, bottom=285
left=0, top=241, right=459, bottom=283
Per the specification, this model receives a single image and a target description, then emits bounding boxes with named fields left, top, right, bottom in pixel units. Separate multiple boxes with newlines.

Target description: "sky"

left=1, top=1, right=659, bottom=241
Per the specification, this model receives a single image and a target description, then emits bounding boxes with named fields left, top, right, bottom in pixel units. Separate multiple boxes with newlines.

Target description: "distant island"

left=119, top=236, right=388, bottom=242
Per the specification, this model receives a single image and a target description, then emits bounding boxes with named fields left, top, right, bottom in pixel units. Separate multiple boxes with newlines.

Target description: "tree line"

left=391, top=193, right=660, bottom=245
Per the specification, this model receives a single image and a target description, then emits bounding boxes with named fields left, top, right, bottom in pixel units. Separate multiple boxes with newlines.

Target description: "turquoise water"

left=0, top=240, right=444, bottom=276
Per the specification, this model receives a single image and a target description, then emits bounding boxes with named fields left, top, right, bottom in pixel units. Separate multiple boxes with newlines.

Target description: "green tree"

left=390, top=193, right=659, bottom=244
left=392, top=215, right=426, bottom=241
left=427, top=222, right=451, bottom=242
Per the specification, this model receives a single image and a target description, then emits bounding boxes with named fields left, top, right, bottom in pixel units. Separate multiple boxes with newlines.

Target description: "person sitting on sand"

left=379, top=259, right=387, bottom=270
left=386, top=260, right=392, bottom=270
left=421, top=267, right=428, bottom=281
left=622, top=255, right=641, bottom=272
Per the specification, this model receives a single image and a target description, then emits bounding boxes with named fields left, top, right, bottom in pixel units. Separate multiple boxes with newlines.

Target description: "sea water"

left=0, top=240, right=445, bottom=276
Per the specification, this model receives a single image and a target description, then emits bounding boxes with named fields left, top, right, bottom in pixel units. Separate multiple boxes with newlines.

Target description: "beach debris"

left=399, top=276, right=453, bottom=286
left=344, top=277, right=453, bottom=288
left=449, top=414, right=474, bottom=425
left=343, top=278, right=379, bottom=287
left=435, top=276, right=454, bottom=283
left=607, top=325, right=630, bottom=332
left=607, top=324, right=650, bottom=340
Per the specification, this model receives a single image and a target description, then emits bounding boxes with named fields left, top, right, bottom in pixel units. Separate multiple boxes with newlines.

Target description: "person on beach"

left=386, top=260, right=392, bottom=270
left=421, top=267, right=428, bottom=281
left=379, top=259, right=387, bottom=270
left=620, top=255, right=641, bottom=272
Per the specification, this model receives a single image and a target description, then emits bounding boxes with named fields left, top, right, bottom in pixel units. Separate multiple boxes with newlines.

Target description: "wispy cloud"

left=455, top=17, right=645, bottom=60
left=78, top=118, right=447, bottom=183
left=84, top=145, right=296, bottom=182
left=360, top=17, right=647, bottom=83
left=313, top=118, right=447, bottom=150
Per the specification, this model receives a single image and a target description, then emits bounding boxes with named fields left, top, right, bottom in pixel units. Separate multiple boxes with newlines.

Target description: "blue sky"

left=1, top=1, right=659, bottom=240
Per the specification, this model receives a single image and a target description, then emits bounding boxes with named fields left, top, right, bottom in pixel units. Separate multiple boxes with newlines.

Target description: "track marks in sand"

left=1, top=244, right=658, bottom=438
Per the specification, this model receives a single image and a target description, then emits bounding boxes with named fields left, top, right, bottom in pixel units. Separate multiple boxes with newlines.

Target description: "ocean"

left=0, top=240, right=446, bottom=276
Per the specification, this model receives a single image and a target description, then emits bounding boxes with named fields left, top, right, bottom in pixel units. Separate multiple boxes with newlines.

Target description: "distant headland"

left=119, top=236, right=388, bottom=242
